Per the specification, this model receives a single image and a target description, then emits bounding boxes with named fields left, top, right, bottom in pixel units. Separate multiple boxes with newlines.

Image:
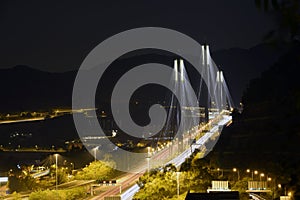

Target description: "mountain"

left=0, top=43, right=286, bottom=113
left=210, top=42, right=300, bottom=195
left=0, top=65, right=76, bottom=113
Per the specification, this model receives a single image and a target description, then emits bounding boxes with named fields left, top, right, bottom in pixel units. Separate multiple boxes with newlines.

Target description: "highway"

left=91, top=173, right=143, bottom=200
left=91, top=113, right=232, bottom=200
left=52, top=180, right=96, bottom=190
left=249, top=193, right=267, bottom=200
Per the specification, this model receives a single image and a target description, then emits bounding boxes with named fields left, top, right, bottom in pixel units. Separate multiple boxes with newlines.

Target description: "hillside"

left=0, top=43, right=285, bottom=113
left=210, top=42, right=300, bottom=195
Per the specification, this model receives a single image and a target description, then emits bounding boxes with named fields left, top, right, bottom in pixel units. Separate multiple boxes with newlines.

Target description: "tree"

left=134, top=170, right=177, bottom=200
left=29, top=187, right=87, bottom=200
left=75, top=160, right=116, bottom=181
left=8, top=168, right=37, bottom=193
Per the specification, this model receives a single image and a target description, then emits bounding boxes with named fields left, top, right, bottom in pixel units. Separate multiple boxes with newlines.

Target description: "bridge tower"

left=202, top=44, right=210, bottom=123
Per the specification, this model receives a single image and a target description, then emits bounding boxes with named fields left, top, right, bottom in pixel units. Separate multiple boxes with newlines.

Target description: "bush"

left=75, top=160, right=116, bottom=181
left=29, top=187, right=87, bottom=200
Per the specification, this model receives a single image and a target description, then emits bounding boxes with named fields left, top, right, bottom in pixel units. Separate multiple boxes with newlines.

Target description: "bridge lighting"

left=206, top=45, right=210, bottom=66
left=220, top=71, right=224, bottom=83
left=201, top=45, right=205, bottom=65
left=93, top=147, right=99, bottom=161
left=174, top=59, right=178, bottom=82
left=179, top=59, right=184, bottom=81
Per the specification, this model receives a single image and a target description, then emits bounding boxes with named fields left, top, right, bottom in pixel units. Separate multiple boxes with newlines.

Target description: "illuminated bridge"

left=90, top=45, right=235, bottom=200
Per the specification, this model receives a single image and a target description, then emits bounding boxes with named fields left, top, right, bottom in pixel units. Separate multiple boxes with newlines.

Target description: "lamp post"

left=260, top=173, right=264, bottom=182
left=147, top=147, right=151, bottom=157
left=55, top=154, right=58, bottom=190
left=254, top=170, right=258, bottom=181
left=146, top=157, right=150, bottom=173
left=217, top=168, right=224, bottom=177
left=233, top=168, right=240, bottom=181
left=246, top=169, right=254, bottom=180
left=70, top=162, right=74, bottom=171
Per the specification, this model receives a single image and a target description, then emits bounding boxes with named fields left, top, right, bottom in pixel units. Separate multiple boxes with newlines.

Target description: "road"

left=91, top=173, right=143, bottom=200
left=90, top=114, right=232, bottom=200
left=50, top=180, right=96, bottom=190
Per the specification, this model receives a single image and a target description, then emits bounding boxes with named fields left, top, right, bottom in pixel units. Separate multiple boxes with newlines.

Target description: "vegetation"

left=134, top=150, right=220, bottom=200
left=8, top=168, right=37, bottom=193
left=7, top=165, right=70, bottom=193
left=75, top=160, right=117, bottom=182
left=6, top=159, right=118, bottom=199
left=133, top=146, right=292, bottom=200
left=28, top=187, right=87, bottom=200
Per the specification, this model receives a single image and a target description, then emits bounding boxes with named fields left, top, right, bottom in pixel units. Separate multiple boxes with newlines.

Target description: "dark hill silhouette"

left=0, top=43, right=285, bottom=113
left=0, top=65, right=76, bottom=113
left=210, top=42, right=300, bottom=194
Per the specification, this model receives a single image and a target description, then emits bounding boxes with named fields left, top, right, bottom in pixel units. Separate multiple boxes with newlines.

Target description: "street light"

left=233, top=168, right=240, bottom=181
left=260, top=173, right=265, bottom=182
left=217, top=168, right=223, bottom=177
left=246, top=169, right=254, bottom=180
left=146, top=157, right=150, bottom=174
left=54, top=154, right=59, bottom=190
left=70, top=162, right=74, bottom=171
left=147, top=146, right=151, bottom=157
left=254, top=170, right=258, bottom=180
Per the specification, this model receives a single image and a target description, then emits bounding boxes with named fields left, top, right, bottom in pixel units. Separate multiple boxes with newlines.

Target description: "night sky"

left=0, top=0, right=276, bottom=72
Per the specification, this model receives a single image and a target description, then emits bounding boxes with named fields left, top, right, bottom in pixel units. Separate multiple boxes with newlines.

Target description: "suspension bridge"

left=91, top=45, right=235, bottom=200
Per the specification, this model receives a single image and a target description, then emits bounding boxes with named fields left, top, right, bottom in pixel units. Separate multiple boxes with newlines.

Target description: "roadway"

left=91, top=112, right=232, bottom=200
left=249, top=193, right=267, bottom=200
left=91, top=173, right=143, bottom=200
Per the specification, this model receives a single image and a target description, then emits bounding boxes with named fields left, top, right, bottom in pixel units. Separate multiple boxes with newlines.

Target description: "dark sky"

left=0, top=0, right=276, bottom=72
